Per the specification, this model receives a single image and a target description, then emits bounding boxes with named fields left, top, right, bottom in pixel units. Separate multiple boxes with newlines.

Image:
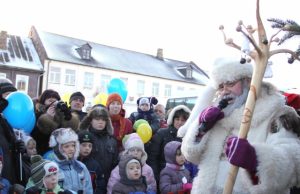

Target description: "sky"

left=2, top=0, right=300, bottom=91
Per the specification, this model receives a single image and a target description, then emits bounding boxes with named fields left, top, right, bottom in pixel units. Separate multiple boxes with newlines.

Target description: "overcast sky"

left=2, top=0, right=300, bottom=90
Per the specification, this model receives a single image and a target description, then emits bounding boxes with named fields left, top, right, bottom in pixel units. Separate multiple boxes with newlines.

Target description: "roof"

left=0, top=33, right=43, bottom=71
left=36, top=28, right=209, bottom=85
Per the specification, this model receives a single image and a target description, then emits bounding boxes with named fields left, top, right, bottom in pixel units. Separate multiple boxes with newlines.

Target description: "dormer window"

left=76, top=43, right=92, bottom=60
left=176, top=65, right=193, bottom=79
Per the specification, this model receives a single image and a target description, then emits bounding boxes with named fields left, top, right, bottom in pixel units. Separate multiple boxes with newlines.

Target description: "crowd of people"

left=0, top=57, right=300, bottom=194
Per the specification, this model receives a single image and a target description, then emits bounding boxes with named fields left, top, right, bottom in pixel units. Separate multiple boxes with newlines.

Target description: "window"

left=0, top=73, right=6, bottom=78
left=152, top=82, right=159, bottom=96
left=84, top=72, right=94, bottom=88
left=82, top=49, right=91, bottom=60
left=100, top=74, right=111, bottom=93
left=164, top=84, right=172, bottom=97
left=120, top=77, right=128, bottom=86
left=137, top=80, right=145, bottom=96
left=65, top=69, right=76, bottom=86
left=49, top=67, right=61, bottom=83
left=16, top=74, right=29, bottom=93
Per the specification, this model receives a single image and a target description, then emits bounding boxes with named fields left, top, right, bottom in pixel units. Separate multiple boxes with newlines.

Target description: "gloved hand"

left=198, top=106, right=224, bottom=132
left=0, top=97, right=8, bottom=113
left=225, top=136, right=257, bottom=173
left=15, top=139, right=26, bottom=154
left=182, top=183, right=192, bottom=191
left=26, top=186, right=41, bottom=194
left=58, top=190, right=73, bottom=194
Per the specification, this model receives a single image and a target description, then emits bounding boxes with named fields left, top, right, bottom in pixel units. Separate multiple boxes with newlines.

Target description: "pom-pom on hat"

left=39, top=89, right=60, bottom=105
left=106, top=93, right=123, bottom=107
left=69, top=91, right=85, bottom=104
left=30, top=155, right=59, bottom=188
left=210, top=57, right=253, bottom=89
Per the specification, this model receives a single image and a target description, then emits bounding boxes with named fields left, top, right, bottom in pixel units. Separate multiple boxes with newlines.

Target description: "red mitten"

left=198, top=106, right=224, bottom=132
left=182, top=183, right=192, bottom=191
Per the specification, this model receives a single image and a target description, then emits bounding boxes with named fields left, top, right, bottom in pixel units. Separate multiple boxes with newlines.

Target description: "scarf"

left=110, top=113, right=126, bottom=141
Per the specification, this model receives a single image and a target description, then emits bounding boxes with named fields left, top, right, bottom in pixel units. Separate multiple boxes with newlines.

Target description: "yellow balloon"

left=61, top=93, right=71, bottom=106
left=137, top=123, right=152, bottom=143
left=93, top=93, right=108, bottom=106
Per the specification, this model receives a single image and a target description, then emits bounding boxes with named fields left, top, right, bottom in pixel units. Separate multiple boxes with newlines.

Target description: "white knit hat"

left=210, top=57, right=253, bottom=89
left=122, top=133, right=147, bottom=164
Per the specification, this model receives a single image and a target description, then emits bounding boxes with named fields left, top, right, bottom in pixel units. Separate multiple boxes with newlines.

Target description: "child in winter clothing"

left=129, top=97, right=160, bottom=134
left=49, top=128, right=93, bottom=193
left=79, top=106, right=118, bottom=191
left=159, top=141, right=192, bottom=194
left=112, top=155, right=154, bottom=194
left=25, top=155, right=65, bottom=194
left=0, top=148, right=10, bottom=194
left=106, top=93, right=133, bottom=152
left=107, top=133, right=156, bottom=194
left=78, top=130, right=106, bottom=194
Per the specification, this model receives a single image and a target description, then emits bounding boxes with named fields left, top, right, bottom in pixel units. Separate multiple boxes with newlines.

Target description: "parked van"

left=165, top=96, right=197, bottom=113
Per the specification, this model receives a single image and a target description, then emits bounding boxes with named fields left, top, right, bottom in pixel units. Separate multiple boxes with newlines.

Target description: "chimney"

left=0, top=31, right=8, bottom=50
left=156, top=48, right=163, bottom=59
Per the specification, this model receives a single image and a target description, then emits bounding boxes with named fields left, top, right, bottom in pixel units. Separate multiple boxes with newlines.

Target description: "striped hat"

left=30, top=155, right=59, bottom=188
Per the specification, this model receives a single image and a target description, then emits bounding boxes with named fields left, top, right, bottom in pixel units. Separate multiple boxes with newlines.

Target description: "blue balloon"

left=3, top=91, right=34, bottom=129
left=20, top=112, right=36, bottom=134
left=107, top=78, right=128, bottom=102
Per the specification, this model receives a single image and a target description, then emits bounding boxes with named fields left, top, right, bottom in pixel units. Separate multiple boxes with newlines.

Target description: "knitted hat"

left=138, top=97, right=150, bottom=106
left=69, top=91, right=85, bottom=104
left=30, top=155, right=59, bottom=188
left=0, top=78, right=17, bottom=96
left=122, top=133, right=144, bottom=151
left=106, top=93, right=123, bottom=107
left=284, top=92, right=300, bottom=110
left=78, top=130, right=94, bottom=144
left=39, top=89, right=61, bottom=105
left=210, top=57, right=253, bottom=89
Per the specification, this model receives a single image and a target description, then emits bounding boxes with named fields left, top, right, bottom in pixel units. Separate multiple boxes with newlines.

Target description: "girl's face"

left=126, top=161, right=141, bottom=180
left=26, top=140, right=37, bottom=157
left=175, top=149, right=186, bottom=166
left=80, top=142, right=92, bottom=157
left=128, top=147, right=143, bottom=160
left=173, top=116, right=187, bottom=129
left=61, top=141, right=76, bottom=159
left=91, top=118, right=106, bottom=130
left=43, top=173, right=58, bottom=190
left=109, top=101, right=122, bottom=115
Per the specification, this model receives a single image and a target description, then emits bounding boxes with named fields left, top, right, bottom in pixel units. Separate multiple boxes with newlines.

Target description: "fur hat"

left=30, top=155, right=59, bottom=188
left=0, top=78, right=17, bottom=96
left=210, top=57, right=253, bottom=89
left=69, top=91, right=85, bottom=104
left=78, top=130, right=94, bottom=144
left=167, top=105, right=191, bottom=125
left=106, top=93, right=123, bottom=107
left=122, top=133, right=147, bottom=164
left=39, top=89, right=60, bottom=105
left=49, top=128, right=80, bottom=159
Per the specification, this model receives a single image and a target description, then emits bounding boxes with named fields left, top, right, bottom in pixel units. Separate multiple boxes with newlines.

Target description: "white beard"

left=214, top=85, right=249, bottom=117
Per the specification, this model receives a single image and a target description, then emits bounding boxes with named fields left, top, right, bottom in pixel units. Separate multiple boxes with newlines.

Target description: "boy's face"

left=126, top=161, right=141, bottom=180
left=128, top=147, right=143, bottom=160
left=80, top=142, right=92, bottom=157
left=43, top=173, right=58, bottom=190
left=70, top=98, right=84, bottom=111
left=91, top=118, right=106, bottom=130
left=26, top=140, right=37, bottom=157
left=175, top=149, right=186, bottom=166
left=139, top=103, right=150, bottom=111
left=108, top=101, right=122, bottom=115
left=61, top=141, right=76, bottom=159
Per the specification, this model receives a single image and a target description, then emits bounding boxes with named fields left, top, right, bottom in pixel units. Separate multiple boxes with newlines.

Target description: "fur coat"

left=179, top=83, right=300, bottom=194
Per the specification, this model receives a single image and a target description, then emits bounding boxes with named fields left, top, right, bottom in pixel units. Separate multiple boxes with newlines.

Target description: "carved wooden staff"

left=221, top=0, right=269, bottom=193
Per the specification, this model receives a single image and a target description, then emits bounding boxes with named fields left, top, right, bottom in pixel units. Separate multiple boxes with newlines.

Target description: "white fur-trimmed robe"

left=180, top=83, right=300, bottom=194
